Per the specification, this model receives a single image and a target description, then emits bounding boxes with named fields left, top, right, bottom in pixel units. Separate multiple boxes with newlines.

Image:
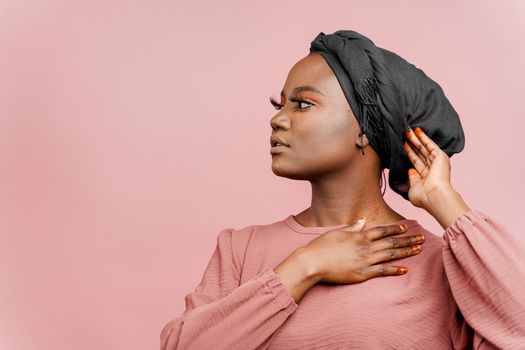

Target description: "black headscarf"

left=309, top=30, right=465, bottom=200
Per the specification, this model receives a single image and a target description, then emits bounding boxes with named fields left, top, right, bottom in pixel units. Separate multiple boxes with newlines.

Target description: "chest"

left=242, top=233, right=454, bottom=348
left=267, top=276, right=453, bottom=349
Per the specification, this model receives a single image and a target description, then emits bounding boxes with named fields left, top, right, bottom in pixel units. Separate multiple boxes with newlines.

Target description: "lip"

left=270, top=146, right=289, bottom=154
left=270, top=135, right=290, bottom=148
left=270, top=145, right=288, bottom=155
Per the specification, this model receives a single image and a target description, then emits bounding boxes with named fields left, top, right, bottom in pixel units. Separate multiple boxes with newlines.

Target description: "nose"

left=270, top=112, right=290, bottom=131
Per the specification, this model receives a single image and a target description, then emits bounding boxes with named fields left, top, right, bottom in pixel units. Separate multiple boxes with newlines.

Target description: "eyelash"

left=269, top=96, right=314, bottom=110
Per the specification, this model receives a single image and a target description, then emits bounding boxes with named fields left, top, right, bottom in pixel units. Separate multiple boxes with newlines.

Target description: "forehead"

left=282, top=53, right=337, bottom=95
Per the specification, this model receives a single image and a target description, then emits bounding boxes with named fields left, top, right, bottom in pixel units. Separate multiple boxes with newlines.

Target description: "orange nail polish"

left=415, top=127, right=423, bottom=136
left=397, top=267, right=407, bottom=274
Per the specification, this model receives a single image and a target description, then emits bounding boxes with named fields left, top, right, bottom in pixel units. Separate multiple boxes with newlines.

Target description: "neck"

left=296, top=166, right=404, bottom=228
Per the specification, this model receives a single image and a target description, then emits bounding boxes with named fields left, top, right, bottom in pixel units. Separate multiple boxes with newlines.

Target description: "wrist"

left=294, top=247, right=324, bottom=284
left=427, top=184, right=456, bottom=208
left=427, top=186, right=471, bottom=230
left=273, top=247, right=321, bottom=304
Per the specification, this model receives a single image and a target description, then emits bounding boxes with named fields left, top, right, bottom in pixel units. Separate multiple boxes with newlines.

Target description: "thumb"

left=340, top=217, right=366, bottom=232
left=408, top=168, right=421, bottom=188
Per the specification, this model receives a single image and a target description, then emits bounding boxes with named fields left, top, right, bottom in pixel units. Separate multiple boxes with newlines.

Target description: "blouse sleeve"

left=442, top=209, right=525, bottom=349
left=159, top=227, right=298, bottom=350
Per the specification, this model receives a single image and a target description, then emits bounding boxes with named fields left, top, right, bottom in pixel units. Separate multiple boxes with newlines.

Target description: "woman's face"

left=270, top=53, right=365, bottom=180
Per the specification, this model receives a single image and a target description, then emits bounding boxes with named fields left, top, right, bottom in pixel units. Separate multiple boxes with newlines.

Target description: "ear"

left=355, top=132, right=370, bottom=148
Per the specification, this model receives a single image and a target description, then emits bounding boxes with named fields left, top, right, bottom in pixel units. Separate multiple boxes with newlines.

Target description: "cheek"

left=298, top=118, right=354, bottom=160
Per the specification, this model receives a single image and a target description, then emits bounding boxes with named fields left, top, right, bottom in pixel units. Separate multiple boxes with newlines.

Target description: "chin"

left=271, top=163, right=305, bottom=180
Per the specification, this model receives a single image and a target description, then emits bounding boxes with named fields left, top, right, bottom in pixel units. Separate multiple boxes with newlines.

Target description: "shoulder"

left=217, top=216, right=288, bottom=272
left=400, top=221, right=447, bottom=278
left=225, top=216, right=289, bottom=244
left=404, top=220, right=444, bottom=255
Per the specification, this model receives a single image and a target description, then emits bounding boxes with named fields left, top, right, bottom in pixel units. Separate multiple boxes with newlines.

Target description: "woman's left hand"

left=403, top=126, right=471, bottom=230
left=402, top=127, right=450, bottom=210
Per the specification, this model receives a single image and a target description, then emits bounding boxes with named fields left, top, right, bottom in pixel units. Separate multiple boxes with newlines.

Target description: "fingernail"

left=397, top=267, right=407, bottom=274
left=399, top=224, right=407, bottom=231
left=415, top=127, right=423, bottom=136
left=416, top=234, right=425, bottom=243
left=412, top=245, right=421, bottom=253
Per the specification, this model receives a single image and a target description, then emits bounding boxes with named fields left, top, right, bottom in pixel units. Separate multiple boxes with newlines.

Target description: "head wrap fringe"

left=354, top=75, right=389, bottom=167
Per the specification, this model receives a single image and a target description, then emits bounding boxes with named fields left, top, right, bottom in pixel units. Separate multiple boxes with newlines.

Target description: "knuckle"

left=378, top=226, right=388, bottom=236
left=388, top=237, right=399, bottom=248
left=387, top=249, right=396, bottom=259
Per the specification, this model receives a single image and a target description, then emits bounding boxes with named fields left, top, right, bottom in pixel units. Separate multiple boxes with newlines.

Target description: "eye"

left=290, top=98, right=314, bottom=110
left=269, top=96, right=314, bottom=110
left=269, top=96, right=282, bottom=110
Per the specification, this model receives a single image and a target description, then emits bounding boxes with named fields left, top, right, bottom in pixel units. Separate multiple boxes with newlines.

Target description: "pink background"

left=1, top=1, right=524, bottom=349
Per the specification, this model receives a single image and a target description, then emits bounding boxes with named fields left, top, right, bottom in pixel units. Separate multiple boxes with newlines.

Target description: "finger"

left=414, top=127, right=442, bottom=160
left=414, top=127, right=451, bottom=168
left=362, top=264, right=408, bottom=278
left=371, top=233, right=425, bottom=252
left=405, top=128, right=431, bottom=165
left=408, top=168, right=422, bottom=189
left=367, top=245, right=422, bottom=265
left=408, top=137, right=432, bottom=168
left=339, top=217, right=366, bottom=232
left=403, top=141, right=427, bottom=175
left=365, top=224, right=408, bottom=241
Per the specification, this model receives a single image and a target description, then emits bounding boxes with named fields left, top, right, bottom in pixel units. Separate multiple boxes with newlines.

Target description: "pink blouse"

left=160, top=209, right=525, bottom=349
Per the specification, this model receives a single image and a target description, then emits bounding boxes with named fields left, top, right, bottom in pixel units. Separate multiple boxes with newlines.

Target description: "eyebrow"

left=280, top=85, right=325, bottom=98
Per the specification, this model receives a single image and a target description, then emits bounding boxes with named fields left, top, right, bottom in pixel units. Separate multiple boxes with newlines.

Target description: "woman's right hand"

left=300, top=217, right=425, bottom=285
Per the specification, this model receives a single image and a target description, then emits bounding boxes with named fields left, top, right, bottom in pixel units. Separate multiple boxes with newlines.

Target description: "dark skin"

left=270, top=52, right=471, bottom=303
left=269, top=52, right=406, bottom=229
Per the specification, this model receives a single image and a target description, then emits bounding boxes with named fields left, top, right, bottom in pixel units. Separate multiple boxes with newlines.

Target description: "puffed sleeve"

left=159, top=227, right=298, bottom=350
left=442, top=209, right=525, bottom=349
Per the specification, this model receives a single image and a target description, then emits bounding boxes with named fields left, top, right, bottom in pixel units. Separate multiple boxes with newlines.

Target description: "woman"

left=160, top=30, right=525, bottom=349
